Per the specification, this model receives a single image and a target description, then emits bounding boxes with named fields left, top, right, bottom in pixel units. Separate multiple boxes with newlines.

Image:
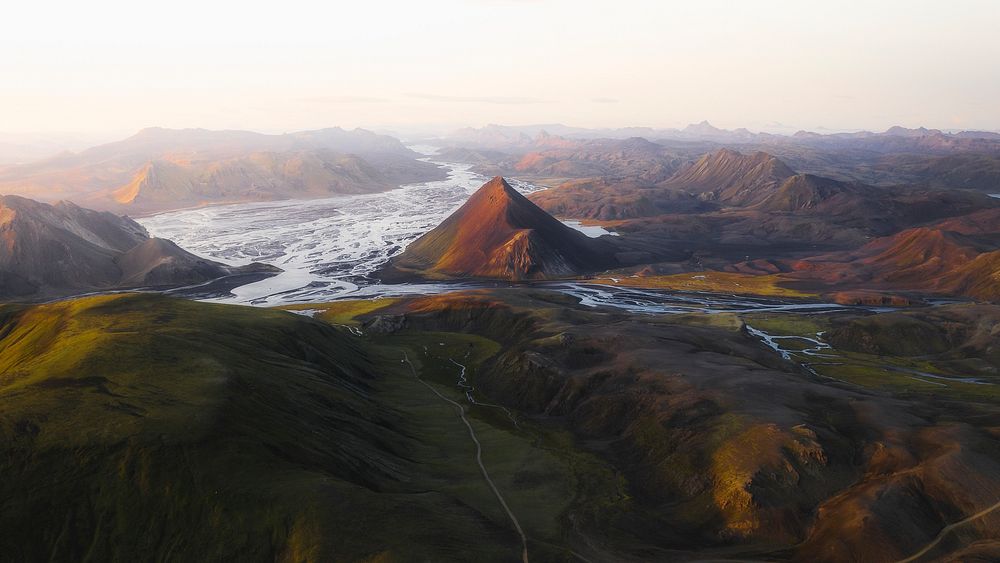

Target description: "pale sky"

left=2, top=0, right=999, bottom=136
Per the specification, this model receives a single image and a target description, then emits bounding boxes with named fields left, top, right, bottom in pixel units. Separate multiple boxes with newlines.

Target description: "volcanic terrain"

left=383, top=176, right=620, bottom=280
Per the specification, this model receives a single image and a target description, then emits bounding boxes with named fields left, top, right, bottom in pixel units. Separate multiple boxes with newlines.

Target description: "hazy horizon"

left=3, top=0, right=999, bottom=137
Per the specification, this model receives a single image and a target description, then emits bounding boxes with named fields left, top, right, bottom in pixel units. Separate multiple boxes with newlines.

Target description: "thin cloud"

left=592, top=97, right=619, bottom=103
left=406, top=93, right=554, bottom=105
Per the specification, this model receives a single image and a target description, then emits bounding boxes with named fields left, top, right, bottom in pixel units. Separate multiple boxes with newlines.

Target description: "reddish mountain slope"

left=784, top=223, right=1000, bottom=299
left=855, top=228, right=984, bottom=284
left=386, top=177, right=617, bottom=280
left=933, top=208, right=1000, bottom=236
left=934, top=250, right=1000, bottom=299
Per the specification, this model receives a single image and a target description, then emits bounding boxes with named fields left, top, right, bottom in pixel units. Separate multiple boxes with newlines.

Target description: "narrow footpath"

left=402, top=352, right=530, bottom=563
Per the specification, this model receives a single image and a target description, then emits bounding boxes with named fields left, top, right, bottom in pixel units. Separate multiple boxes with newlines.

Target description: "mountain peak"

left=883, top=125, right=943, bottom=137
left=384, top=177, right=616, bottom=280
left=484, top=174, right=517, bottom=192
left=698, top=148, right=791, bottom=171
left=683, top=120, right=723, bottom=134
left=473, top=176, right=523, bottom=205
left=663, top=149, right=796, bottom=206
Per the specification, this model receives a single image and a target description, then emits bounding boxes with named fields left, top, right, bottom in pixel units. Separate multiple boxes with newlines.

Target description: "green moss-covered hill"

left=0, top=293, right=625, bottom=562
left=0, top=294, right=567, bottom=562
left=0, top=294, right=410, bottom=561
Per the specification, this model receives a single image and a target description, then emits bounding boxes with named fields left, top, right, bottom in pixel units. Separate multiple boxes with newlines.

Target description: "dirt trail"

left=894, top=498, right=1000, bottom=563
left=402, top=352, right=530, bottom=563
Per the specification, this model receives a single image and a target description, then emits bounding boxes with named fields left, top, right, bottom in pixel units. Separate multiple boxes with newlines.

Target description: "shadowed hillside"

left=0, top=195, right=275, bottom=299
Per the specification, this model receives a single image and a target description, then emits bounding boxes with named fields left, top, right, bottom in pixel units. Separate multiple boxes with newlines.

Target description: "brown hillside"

left=663, top=148, right=795, bottom=205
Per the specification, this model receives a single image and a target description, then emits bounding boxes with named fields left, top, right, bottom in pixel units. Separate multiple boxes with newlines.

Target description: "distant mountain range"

left=531, top=148, right=996, bottom=223
left=439, top=124, right=1000, bottom=194
left=0, top=131, right=114, bottom=165
left=520, top=146, right=1000, bottom=299
left=0, top=194, right=275, bottom=299
left=0, top=127, right=446, bottom=214
left=444, top=121, right=1000, bottom=149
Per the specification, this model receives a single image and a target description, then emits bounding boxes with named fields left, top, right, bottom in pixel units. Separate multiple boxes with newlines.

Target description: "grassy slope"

left=0, top=294, right=630, bottom=562
left=331, top=291, right=1000, bottom=561
left=278, top=298, right=400, bottom=326
left=287, top=299, right=645, bottom=558
left=590, top=272, right=815, bottom=298
left=0, top=294, right=439, bottom=562
left=14, top=291, right=1000, bottom=561
left=370, top=331, right=630, bottom=561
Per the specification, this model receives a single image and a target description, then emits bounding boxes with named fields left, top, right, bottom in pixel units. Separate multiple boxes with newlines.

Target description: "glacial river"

left=142, top=150, right=524, bottom=304
left=140, top=147, right=604, bottom=306
left=140, top=148, right=888, bottom=316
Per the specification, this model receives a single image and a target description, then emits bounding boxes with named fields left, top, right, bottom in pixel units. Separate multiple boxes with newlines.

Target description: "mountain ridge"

left=662, top=148, right=797, bottom=206
left=0, top=194, right=275, bottom=299
left=0, top=127, right=446, bottom=213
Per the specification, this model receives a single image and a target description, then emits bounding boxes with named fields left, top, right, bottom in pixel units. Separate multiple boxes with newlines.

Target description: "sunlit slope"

left=0, top=294, right=556, bottom=562
left=0, top=293, right=618, bottom=562
left=387, top=176, right=617, bottom=280
left=0, top=294, right=404, bottom=560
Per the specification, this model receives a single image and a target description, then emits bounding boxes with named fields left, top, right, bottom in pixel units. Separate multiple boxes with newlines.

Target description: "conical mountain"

left=387, top=176, right=617, bottom=280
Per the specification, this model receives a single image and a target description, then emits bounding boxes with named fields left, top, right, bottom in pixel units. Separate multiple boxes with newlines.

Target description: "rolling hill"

left=0, top=294, right=546, bottom=561
left=338, top=289, right=1000, bottom=562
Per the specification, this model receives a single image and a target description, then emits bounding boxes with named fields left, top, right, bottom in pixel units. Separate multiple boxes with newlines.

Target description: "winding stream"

left=554, top=283, right=884, bottom=315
